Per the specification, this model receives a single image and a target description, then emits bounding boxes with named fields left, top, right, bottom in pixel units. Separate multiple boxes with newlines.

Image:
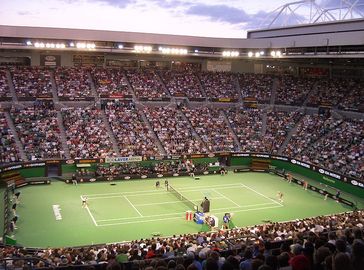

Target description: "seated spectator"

left=0, top=111, right=21, bottom=164
left=104, top=101, right=159, bottom=156
left=11, top=105, right=62, bottom=160
left=144, top=107, right=207, bottom=155
left=126, top=69, right=169, bottom=99
left=62, top=106, right=115, bottom=159
left=10, top=66, right=53, bottom=98
left=54, top=67, right=92, bottom=99
left=92, top=68, right=131, bottom=98
left=199, top=71, right=239, bottom=100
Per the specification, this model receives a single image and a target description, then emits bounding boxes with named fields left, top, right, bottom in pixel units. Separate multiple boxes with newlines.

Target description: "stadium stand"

left=0, top=210, right=362, bottom=269
left=0, top=68, right=11, bottom=100
left=238, top=73, right=274, bottom=103
left=181, top=107, right=238, bottom=152
left=11, top=106, right=63, bottom=160
left=0, top=111, right=21, bottom=164
left=104, top=100, right=159, bottom=157
left=126, top=69, right=169, bottom=100
left=199, top=71, right=239, bottom=100
left=62, top=106, right=115, bottom=159
left=225, top=108, right=263, bottom=152
left=54, top=67, right=92, bottom=99
left=10, top=67, right=52, bottom=99
left=159, top=69, right=204, bottom=99
left=144, top=107, right=207, bottom=154
left=91, top=68, right=132, bottom=98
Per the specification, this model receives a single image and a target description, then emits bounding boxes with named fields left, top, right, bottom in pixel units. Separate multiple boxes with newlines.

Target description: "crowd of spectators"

left=54, top=67, right=92, bottom=99
left=11, top=104, right=62, bottom=160
left=276, top=76, right=316, bottom=106
left=283, top=115, right=342, bottom=158
left=104, top=101, right=159, bottom=157
left=144, top=107, right=207, bottom=155
left=96, top=160, right=207, bottom=178
left=0, top=210, right=363, bottom=270
left=259, top=111, right=303, bottom=154
left=160, top=70, right=204, bottom=98
left=10, top=67, right=52, bottom=98
left=0, top=111, right=21, bottom=164
left=182, top=107, right=238, bottom=152
left=226, top=108, right=263, bottom=152
left=297, top=119, right=364, bottom=179
left=62, top=106, right=115, bottom=159
left=306, top=78, right=363, bottom=111
left=238, top=73, right=274, bottom=103
left=199, top=72, right=239, bottom=100
left=92, top=68, right=131, bottom=98
left=126, top=69, right=169, bottom=99
left=0, top=68, right=11, bottom=99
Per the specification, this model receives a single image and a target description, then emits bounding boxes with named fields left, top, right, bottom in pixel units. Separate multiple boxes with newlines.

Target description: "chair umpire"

left=201, top=197, right=210, bottom=213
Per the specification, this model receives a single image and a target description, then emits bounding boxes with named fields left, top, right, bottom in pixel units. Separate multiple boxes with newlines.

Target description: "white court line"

left=96, top=202, right=277, bottom=222
left=82, top=183, right=243, bottom=198
left=80, top=195, right=98, bottom=227
left=240, top=184, right=282, bottom=206
left=123, top=195, right=143, bottom=217
left=212, top=189, right=240, bottom=207
left=134, top=197, right=224, bottom=207
left=97, top=204, right=283, bottom=227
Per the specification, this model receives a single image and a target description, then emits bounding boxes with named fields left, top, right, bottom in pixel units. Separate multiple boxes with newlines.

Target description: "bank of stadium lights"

left=222, top=51, right=239, bottom=57
left=34, top=42, right=66, bottom=49
left=270, top=50, right=282, bottom=58
left=134, top=45, right=153, bottom=53
left=159, top=47, right=188, bottom=55
left=76, top=42, right=96, bottom=50
left=247, top=51, right=265, bottom=58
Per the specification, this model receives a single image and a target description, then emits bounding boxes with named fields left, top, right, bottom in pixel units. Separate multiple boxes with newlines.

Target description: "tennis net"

left=168, top=185, right=198, bottom=211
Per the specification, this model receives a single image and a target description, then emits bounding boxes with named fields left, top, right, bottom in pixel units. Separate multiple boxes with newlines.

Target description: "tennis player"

left=82, top=196, right=88, bottom=208
left=277, top=191, right=284, bottom=203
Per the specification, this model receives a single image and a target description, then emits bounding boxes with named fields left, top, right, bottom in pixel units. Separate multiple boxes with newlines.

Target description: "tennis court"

left=84, top=182, right=282, bottom=227
left=4, top=172, right=363, bottom=248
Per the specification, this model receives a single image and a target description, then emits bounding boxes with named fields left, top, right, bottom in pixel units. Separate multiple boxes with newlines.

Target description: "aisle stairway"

left=270, top=78, right=279, bottom=105
left=139, top=109, right=167, bottom=155
left=5, top=70, right=18, bottom=103
left=100, top=110, right=121, bottom=155
left=4, top=111, right=27, bottom=161
left=221, top=110, right=242, bottom=151
left=56, top=111, right=71, bottom=159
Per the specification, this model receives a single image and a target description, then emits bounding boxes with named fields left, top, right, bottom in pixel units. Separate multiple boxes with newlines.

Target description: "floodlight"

left=26, top=41, right=32, bottom=46
left=69, top=42, right=75, bottom=47
left=260, top=51, right=264, bottom=55
left=270, top=51, right=276, bottom=57
left=34, top=42, right=40, bottom=48
left=248, top=51, right=253, bottom=57
left=118, top=44, right=124, bottom=49
left=255, top=52, right=260, bottom=57
left=194, top=49, right=199, bottom=53
left=276, top=50, right=282, bottom=57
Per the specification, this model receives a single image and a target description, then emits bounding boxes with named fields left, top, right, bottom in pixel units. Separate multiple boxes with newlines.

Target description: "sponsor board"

left=105, top=156, right=143, bottom=163
left=351, top=180, right=364, bottom=188
left=290, top=159, right=310, bottom=169
left=318, top=168, right=341, bottom=180
left=52, top=205, right=62, bottom=220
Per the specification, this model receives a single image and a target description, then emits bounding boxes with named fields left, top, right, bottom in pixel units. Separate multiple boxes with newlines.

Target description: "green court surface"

left=4, top=172, right=364, bottom=248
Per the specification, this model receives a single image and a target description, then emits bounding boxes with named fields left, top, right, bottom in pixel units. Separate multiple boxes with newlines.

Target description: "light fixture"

left=248, top=51, right=253, bottom=57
